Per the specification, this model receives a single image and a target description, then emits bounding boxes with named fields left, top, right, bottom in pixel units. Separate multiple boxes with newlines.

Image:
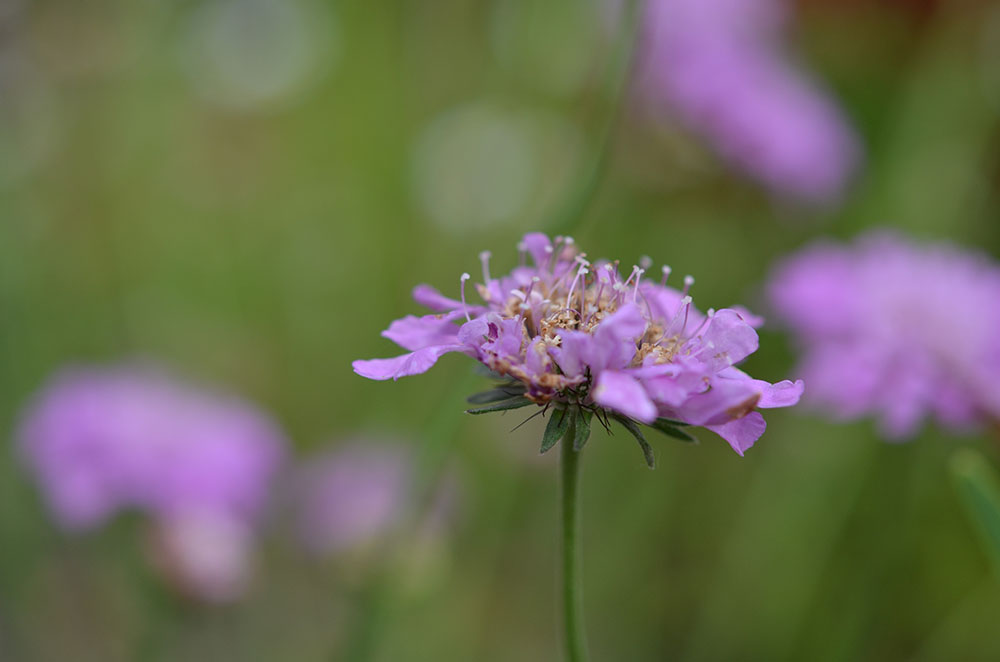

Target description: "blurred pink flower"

left=294, top=442, right=412, bottom=555
left=18, top=363, right=287, bottom=601
left=638, top=0, right=861, bottom=204
left=768, top=232, right=1000, bottom=438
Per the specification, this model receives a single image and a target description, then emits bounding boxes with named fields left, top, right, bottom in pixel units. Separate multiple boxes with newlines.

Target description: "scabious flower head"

left=767, top=232, right=1000, bottom=439
left=354, top=233, right=802, bottom=456
left=18, top=363, right=287, bottom=601
left=638, top=0, right=861, bottom=204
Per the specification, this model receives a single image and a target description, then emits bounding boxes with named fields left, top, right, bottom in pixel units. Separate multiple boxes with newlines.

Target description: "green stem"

left=560, top=422, right=588, bottom=662
left=545, top=0, right=644, bottom=239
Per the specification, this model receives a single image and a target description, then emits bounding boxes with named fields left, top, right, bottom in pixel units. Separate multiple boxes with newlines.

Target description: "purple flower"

left=767, top=232, right=1000, bottom=438
left=294, top=442, right=412, bottom=555
left=18, top=363, right=287, bottom=601
left=637, top=0, right=861, bottom=204
left=354, top=234, right=802, bottom=456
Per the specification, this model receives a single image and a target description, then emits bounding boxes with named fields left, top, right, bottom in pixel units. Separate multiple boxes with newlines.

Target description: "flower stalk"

left=560, top=415, right=588, bottom=662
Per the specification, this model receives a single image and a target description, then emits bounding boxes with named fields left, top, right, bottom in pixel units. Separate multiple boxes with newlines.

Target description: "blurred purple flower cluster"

left=18, top=364, right=286, bottom=601
left=354, top=233, right=802, bottom=454
left=638, top=0, right=861, bottom=203
left=768, top=232, right=1000, bottom=438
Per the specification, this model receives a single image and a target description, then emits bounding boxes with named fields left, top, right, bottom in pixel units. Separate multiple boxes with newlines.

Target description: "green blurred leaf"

left=950, top=448, right=1000, bottom=577
left=573, top=409, right=592, bottom=451
left=465, top=396, right=534, bottom=415
left=612, top=414, right=655, bottom=469
left=540, top=407, right=572, bottom=454
left=648, top=418, right=698, bottom=443
left=466, top=385, right=527, bottom=404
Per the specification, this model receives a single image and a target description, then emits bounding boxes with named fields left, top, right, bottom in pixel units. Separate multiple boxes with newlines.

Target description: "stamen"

left=517, top=241, right=527, bottom=267
left=566, top=265, right=587, bottom=311
left=459, top=273, right=472, bottom=322
left=660, top=265, right=672, bottom=286
left=632, top=268, right=645, bottom=302
left=479, top=251, right=492, bottom=283
left=620, top=266, right=642, bottom=303
left=639, top=255, right=652, bottom=270
left=681, top=275, right=694, bottom=297
left=664, top=295, right=693, bottom=339
left=690, top=308, right=714, bottom=337
left=522, top=276, right=540, bottom=301
left=679, top=295, right=692, bottom=335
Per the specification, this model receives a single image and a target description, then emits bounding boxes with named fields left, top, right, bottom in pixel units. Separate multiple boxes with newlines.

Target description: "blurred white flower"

left=178, top=0, right=338, bottom=111
left=151, top=512, right=255, bottom=604
left=411, top=102, right=581, bottom=232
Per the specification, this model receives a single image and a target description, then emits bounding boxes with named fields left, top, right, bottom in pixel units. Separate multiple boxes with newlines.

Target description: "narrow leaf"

left=612, top=414, right=655, bottom=469
left=649, top=419, right=698, bottom=443
left=466, top=386, right=527, bottom=404
left=465, top=396, right=534, bottom=415
left=950, top=448, right=1000, bottom=576
left=540, top=407, right=573, bottom=454
left=573, top=409, right=593, bottom=451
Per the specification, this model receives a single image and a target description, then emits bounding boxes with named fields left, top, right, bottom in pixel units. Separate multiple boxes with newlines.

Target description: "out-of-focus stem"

left=546, top=0, right=645, bottom=239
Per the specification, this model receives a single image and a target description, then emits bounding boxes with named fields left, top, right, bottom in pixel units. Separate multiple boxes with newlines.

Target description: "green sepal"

left=648, top=418, right=698, bottom=443
left=611, top=414, right=655, bottom=469
left=465, top=396, right=534, bottom=415
left=573, top=409, right=593, bottom=451
left=540, top=407, right=573, bottom=454
left=950, top=448, right=1000, bottom=577
left=466, top=385, right=527, bottom=404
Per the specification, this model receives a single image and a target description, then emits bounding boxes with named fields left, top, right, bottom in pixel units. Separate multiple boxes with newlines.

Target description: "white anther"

left=639, top=255, right=653, bottom=270
left=632, top=268, right=645, bottom=302
left=459, top=273, right=472, bottom=322
left=681, top=275, right=694, bottom=297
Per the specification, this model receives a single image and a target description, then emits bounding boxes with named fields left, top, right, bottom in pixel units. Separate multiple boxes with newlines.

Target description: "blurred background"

left=2, top=0, right=1000, bottom=660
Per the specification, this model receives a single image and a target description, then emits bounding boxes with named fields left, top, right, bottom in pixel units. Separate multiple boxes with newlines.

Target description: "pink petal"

left=593, top=371, right=657, bottom=423
left=705, top=412, right=766, bottom=456
left=352, top=344, right=466, bottom=381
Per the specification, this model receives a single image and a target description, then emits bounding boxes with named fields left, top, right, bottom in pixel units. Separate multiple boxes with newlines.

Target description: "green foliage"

left=647, top=418, right=698, bottom=443
left=541, top=407, right=573, bottom=454
left=465, top=396, right=534, bottom=415
left=950, top=448, right=1000, bottom=577
left=611, top=414, right=655, bottom=469
left=466, top=384, right=528, bottom=404
left=573, top=409, right=593, bottom=451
